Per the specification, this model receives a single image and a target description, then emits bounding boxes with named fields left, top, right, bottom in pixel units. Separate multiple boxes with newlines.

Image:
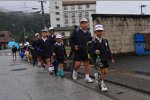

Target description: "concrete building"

left=49, top=0, right=96, bottom=35
left=92, top=14, right=150, bottom=54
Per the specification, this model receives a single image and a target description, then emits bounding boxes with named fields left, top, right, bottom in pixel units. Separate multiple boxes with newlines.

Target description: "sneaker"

left=101, top=84, right=108, bottom=92
left=48, top=67, right=53, bottom=74
left=40, top=67, right=44, bottom=72
left=85, top=77, right=94, bottom=83
left=100, top=81, right=108, bottom=92
left=72, top=70, right=77, bottom=80
left=94, top=73, right=99, bottom=84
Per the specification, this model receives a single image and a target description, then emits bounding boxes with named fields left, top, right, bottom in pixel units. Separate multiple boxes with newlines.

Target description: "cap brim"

left=95, top=28, right=104, bottom=31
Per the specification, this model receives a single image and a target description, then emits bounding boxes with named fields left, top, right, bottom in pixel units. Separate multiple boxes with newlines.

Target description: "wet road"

left=0, top=50, right=150, bottom=100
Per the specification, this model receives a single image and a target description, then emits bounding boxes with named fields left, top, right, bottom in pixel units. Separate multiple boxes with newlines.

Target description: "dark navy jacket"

left=52, top=43, right=67, bottom=61
left=90, top=38, right=113, bottom=62
left=69, top=28, right=92, bottom=58
left=39, top=38, right=51, bottom=58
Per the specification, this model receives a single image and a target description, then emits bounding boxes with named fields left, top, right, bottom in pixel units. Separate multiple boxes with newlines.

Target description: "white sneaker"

left=51, top=66, right=54, bottom=71
left=85, top=77, right=94, bottom=83
left=40, top=67, right=44, bottom=72
left=94, top=73, right=99, bottom=84
left=49, top=67, right=53, bottom=74
left=101, top=81, right=108, bottom=91
left=72, top=70, right=77, bottom=80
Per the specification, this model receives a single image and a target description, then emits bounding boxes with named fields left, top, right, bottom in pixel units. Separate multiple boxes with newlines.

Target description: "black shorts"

left=101, top=61, right=109, bottom=68
left=12, top=51, right=17, bottom=53
left=57, top=59, right=64, bottom=64
left=74, top=52, right=89, bottom=61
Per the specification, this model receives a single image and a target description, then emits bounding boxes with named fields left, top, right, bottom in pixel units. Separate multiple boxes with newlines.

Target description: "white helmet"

left=49, top=26, right=54, bottom=30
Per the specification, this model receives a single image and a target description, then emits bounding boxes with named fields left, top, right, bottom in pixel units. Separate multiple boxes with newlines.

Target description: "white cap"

left=25, top=42, right=30, bottom=46
left=35, top=33, right=39, bottom=36
left=49, top=26, right=54, bottom=30
left=80, top=18, right=88, bottom=23
left=41, top=29, right=47, bottom=32
left=94, top=24, right=104, bottom=31
left=56, top=34, right=62, bottom=39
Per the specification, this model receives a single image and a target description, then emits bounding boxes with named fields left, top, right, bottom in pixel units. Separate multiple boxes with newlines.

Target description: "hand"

left=53, top=53, right=56, bottom=57
left=95, top=50, right=100, bottom=55
left=111, top=59, right=115, bottom=64
left=75, top=45, right=79, bottom=50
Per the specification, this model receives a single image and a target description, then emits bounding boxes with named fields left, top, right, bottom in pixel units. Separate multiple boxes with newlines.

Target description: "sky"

left=0, top=1, right=50, bottom=13
left=0, top=1, right=150, bottom=14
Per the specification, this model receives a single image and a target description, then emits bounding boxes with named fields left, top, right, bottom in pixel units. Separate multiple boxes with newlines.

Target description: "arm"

left=69, top=30, right=76, bottom=51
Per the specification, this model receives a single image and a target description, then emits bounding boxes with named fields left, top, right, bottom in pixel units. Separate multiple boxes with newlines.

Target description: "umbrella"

left=8, top=41, right=19, bottom=49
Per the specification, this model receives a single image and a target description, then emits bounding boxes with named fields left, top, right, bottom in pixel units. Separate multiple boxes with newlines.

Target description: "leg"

left=83, top=61, right=93, bottom=83
left=46, top=58, right=53, bottom=74
left=72, top=61, right=81, bottom=80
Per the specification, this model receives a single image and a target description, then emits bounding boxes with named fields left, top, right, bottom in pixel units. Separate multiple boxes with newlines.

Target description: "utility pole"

left=41, top=1, right=45, bottom=28
left=140, top=3, right=147, bottom=15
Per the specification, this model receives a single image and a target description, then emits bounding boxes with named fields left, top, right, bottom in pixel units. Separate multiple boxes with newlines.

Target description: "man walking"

left=69, top=18, right=93, bottom=83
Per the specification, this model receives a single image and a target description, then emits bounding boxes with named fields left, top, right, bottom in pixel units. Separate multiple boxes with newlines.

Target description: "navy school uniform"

left=52, top=42, right=67, bottom=64
left=69, top=28, right=92, bottom=61
left=39, top=38, right=52, bottom=59
left=90, top=37, right=113, bottom=68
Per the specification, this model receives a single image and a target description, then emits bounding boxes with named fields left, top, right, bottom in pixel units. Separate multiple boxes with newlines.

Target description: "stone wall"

left=92, top=14, right=150, bottom=54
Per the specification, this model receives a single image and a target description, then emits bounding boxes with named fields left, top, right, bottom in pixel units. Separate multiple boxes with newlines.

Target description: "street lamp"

left=140, top=4, right=147, bottom=15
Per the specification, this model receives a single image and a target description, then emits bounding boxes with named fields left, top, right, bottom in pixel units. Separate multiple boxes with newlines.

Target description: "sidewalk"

left=78, top=66, right=150, bottom=95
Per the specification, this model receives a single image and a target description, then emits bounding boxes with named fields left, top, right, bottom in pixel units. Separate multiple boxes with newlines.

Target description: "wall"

left=92, top=14, right=150, bottom=54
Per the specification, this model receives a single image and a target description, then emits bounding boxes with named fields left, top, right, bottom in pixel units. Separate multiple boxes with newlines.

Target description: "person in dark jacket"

left=39, top=29, right=54, bottom=74
left=52, top=34, right=67, bottom=77
left=69, top=18, right=93, bottom=83
left=48, top=26, right=56, bottom=46
left=90, top=24, right=115, bottom=91
left=11, top=45, right=17, bottom=61
left=32, top=33, right=42, bottom=68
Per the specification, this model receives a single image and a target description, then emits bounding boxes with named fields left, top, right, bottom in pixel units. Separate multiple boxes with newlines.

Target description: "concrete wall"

left=92, top=14, right=150, bottom=54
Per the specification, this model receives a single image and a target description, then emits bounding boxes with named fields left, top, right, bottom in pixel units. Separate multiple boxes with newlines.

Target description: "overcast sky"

left=0, top=1, right=150, bottom=14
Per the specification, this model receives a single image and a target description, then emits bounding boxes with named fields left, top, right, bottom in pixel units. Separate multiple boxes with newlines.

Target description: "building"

left=0, top=31, right=12, bottom=49
left=92, top=14, right=150, bottom=54
left=49, top=0, right=96, bottom=35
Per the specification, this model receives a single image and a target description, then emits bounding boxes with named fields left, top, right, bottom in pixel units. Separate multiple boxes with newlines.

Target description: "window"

left=65, top=19, right=68, bottom=24
left=64, top=6, right=68, bottom=10
left=56, top=12, right=60, bottom=15
left=71, top=6, right=75, bottom=10
left=0, top=34, right=5, bottom=37
left=72, top=13, right=75, bottom=17
left=78, top=5, right=82, bottom=9
left=86, top=4, right=90, bottom=8
left=57, top=24, right=60, bottom=27
left=56, top=18, right=60, bottom=21
left=72, top=18, right=75, bottom=23
left=79, top=12, right=82, bottom=17
left=64, top=13, right=68, bottom=17
left=55, top=6, right=59, bottom=9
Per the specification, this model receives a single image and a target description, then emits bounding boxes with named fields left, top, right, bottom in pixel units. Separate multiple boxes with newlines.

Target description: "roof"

left=92, top=14, right=150, bottom=19
left=54, top=27, right=74, bottom=31
left=63, top=0, right=96, bottom=6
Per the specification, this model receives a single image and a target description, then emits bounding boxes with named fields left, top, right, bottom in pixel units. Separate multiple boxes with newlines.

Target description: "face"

left=35, top=35, right=40, bottom=39
left=49, top=30, right=54, bottom=34
left=95, top=30, right=103, bottom=38
left=42, top=32, right=47, bottom=38
left=56, top=38, right=62, bottom=43
left=80, top=21, right=88, bottom=30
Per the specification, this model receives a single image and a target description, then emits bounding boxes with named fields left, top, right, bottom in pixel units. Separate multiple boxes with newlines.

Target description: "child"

left=52, top=34, right=67, bottom=78
left=90, top=24, right=115, bottom=91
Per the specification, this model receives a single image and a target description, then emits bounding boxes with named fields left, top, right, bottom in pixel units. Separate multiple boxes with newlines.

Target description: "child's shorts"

left=101, top=61, right=109, bottom=68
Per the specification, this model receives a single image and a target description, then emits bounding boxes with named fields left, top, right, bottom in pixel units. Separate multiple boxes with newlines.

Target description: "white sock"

left=101, top=80, right=104, bottom=85
left=38, top=62, right=41, bottom=67
left=85, top=74, right=89, bottom=78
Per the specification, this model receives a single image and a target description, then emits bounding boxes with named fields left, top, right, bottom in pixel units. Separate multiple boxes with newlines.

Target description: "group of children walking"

left=14, top=17, right=114, bottom=92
